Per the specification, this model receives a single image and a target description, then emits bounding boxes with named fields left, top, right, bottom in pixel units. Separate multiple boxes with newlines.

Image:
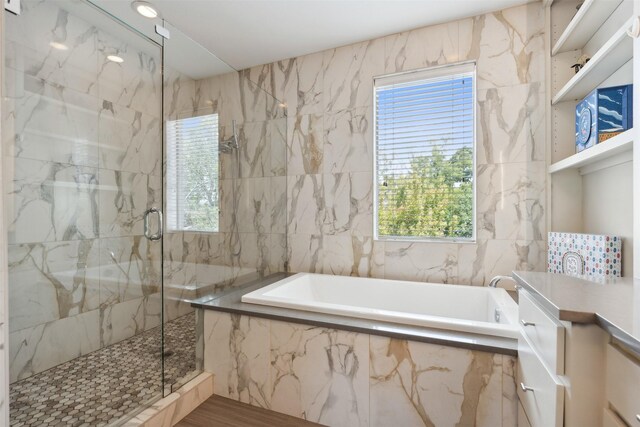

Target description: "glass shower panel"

left=161, top=22, right=288, bottom=393
left=4, top=1, right=164, bottom=424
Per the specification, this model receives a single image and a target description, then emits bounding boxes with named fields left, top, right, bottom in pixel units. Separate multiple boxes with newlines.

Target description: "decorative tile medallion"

left=548, top=232, right=622, bottom=278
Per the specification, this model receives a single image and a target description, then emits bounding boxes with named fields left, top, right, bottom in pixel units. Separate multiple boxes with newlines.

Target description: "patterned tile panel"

left=10, top=314, right=197, bottom=427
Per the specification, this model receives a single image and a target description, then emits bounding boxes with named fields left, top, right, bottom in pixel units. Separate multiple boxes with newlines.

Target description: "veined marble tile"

left=476, top=161, right=546, bottom=241
left=271, top=176, right=287, bottom=235
left=322, top=235, right=384, bottom=278
left=196, top=72, right=243, bottom=130
left=100, top=293, right=162, bottom=347
left=323, top=38, right=384, bottom=113
left=99, top=100, right=161, bottom=176
left=99, top=235, right=161, bottom=306
left=203, top=311, right=271, bottom=407
left=5, top=74, right=99, bottom=167
left=164, top=67, right=197, bottom=121
left=239, top=70, right=284, bottom=123
left=460, top=3, right=545, bottom=90
left=233, top=232, right=268, bottom=274
left=269, top=233, right=288, bottom=274
left=383, top=241, right=458, bottom=283
left=287, top=234, right=323, bottom=274
left=384, top=21, right=459, bottom=73
left=271, top=58, right=296, bottom=109
left=98, top=169, right=162, bottom=238
left=287, top=174, right=324, bottom=235
left=163, top=232, right=198, bottom=319
left=9, top=309, right=100, bottom=382
left=236, top=178, right=271, bottom=234
left=502, top=356, right=517, bottom=427
left=270, top=321, right=369, bottom=426
left=97, top=31, right=162, bottom=119
left=196, top=232, right=231, bottom=268
left=218, top=178, right=235, bottom=233
left=283, top=52, right=324, bottom=116
left=323, top=172, right=373, bottom=237
left=4, top=1, right=99, bottom=97
left=459, top=239, right=545, bottom=286
left=6, top=158, right=99, bottom=244
left=324, top=107, right=372, bottom=174
left=369, top=336, right=503, bottom=427
left=270, top=117, right=287, bottom=177
left=238, top=121, right=272, bottom=179
left=477, top=83, right=544, bottom=165
left=8, top=240, right=100, bottom=333
left=287, top=113, right=324, bottom=175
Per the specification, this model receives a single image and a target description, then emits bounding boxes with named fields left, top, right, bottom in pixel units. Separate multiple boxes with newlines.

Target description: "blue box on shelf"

left=575, top=84, right=633, bottom=153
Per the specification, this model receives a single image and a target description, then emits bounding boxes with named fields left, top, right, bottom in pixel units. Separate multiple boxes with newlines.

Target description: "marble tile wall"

left=187, top=68, right=289, bottom=294
left=199, top=2, right=545, bottom=285
left=203, top=310, right=517, bottom=427
left=3, top=1, right=165, bottom=382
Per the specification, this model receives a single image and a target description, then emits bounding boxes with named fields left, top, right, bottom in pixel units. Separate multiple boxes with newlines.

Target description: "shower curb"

left=121, top=372, right=214, bottom=427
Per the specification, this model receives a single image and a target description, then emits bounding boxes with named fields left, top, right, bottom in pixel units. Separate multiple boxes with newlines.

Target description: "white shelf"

left=552, top=0, right=623, bottom=55
left=549, top=129, right=633, bottom=174
left=552, top=17, right=633, bottom=105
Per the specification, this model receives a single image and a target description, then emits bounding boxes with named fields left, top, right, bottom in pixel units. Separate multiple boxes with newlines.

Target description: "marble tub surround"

left=513, top=271, right=640, bottom=358
left=199, top=1, right=548, bottom=285
left=192, top=274, right=517, bottom=356
left=202, top=308, right=517, bottom=427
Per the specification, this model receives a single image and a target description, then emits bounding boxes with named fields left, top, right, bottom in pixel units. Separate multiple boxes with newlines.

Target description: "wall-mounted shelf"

left=549, top=129, right=633, bottom=174
left=552, top=0, right=623, bottom=55
left=552, top=17, right=633, bottom=105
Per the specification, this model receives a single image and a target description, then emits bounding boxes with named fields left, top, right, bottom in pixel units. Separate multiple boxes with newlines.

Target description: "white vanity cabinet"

left=517, top=291, right=565, bottom=427
left=604, top=344, right=640, bottom=427
left=517, top=287, right=609, bottom=427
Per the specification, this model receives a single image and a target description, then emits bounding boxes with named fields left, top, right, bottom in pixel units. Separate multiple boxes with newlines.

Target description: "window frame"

left=166, top=111, right=221, bottom=234
left=372, top=61, right=477, bottom=244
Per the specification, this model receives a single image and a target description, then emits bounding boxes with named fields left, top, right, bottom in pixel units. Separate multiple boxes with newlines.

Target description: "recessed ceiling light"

left=107, top=55, right=124, bottom=63
left=132, top=1, right=159, bottom=19
left=49, top=41, right=69, bottom=51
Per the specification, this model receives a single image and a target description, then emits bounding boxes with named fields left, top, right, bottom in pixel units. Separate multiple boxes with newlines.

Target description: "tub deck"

left=191, top=273, right=518, bottom=356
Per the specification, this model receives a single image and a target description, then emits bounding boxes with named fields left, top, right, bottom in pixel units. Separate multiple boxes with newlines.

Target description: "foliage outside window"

left=374, top=63, right=476, bottom=241
left=166, top=113, right=219, bottom=232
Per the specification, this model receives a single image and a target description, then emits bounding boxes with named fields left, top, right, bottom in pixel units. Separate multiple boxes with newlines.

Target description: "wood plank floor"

left=175, top=395, right=325, bottom=427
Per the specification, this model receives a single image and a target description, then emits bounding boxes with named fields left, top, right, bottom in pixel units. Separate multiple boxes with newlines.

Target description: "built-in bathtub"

left=241, top=272, right=519, bottom=339
left=198, top=273, right=520, bottom=426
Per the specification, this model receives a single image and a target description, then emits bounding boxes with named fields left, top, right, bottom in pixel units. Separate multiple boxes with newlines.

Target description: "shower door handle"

left=144, top=207, right=163, bottom=241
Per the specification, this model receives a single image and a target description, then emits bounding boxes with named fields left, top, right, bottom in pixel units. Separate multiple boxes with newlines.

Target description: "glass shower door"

left=4, top=1, right=165, bottom=424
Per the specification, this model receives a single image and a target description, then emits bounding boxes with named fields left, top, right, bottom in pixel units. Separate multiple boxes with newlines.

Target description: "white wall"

left=583, top=163, right=634, bottom=277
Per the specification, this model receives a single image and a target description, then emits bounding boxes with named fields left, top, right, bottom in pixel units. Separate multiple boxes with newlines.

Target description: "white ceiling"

left=150, top=0, right=534, bottom=70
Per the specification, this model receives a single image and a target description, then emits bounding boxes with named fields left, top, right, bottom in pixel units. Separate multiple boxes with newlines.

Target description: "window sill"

left=374, top=236, right=477, bottom=244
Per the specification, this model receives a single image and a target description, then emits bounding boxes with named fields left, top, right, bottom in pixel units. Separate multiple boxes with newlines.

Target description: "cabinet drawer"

left=517, top=334, right=564, bottom=427
left=603, top=408, right=627, bottom=427
left=606, top=345, right=640, bottom=426
left=519, top=290, right=565, bottom=374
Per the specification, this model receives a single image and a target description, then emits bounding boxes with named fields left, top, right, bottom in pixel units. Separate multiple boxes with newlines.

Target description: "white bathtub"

left=241, top=273, right=519, bottom=338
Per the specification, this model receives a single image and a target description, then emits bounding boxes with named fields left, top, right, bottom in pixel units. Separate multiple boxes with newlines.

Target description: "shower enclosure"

left=3, top=0, right=287, bottom=425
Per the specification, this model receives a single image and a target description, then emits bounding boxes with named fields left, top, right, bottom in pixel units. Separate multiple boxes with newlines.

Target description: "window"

left=374, top=63, right=476, bottom=242
left=166, top=113, right=220, bottom=232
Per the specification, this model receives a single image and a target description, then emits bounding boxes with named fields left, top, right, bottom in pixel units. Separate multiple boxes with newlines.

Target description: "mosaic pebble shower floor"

left=9, top=313, right=197, bottom=427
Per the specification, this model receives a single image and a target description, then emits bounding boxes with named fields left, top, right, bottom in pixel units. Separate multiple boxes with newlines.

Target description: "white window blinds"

left=166, top=113, right=220, bottom=232
left=374, top=63, right=476, bottom=241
